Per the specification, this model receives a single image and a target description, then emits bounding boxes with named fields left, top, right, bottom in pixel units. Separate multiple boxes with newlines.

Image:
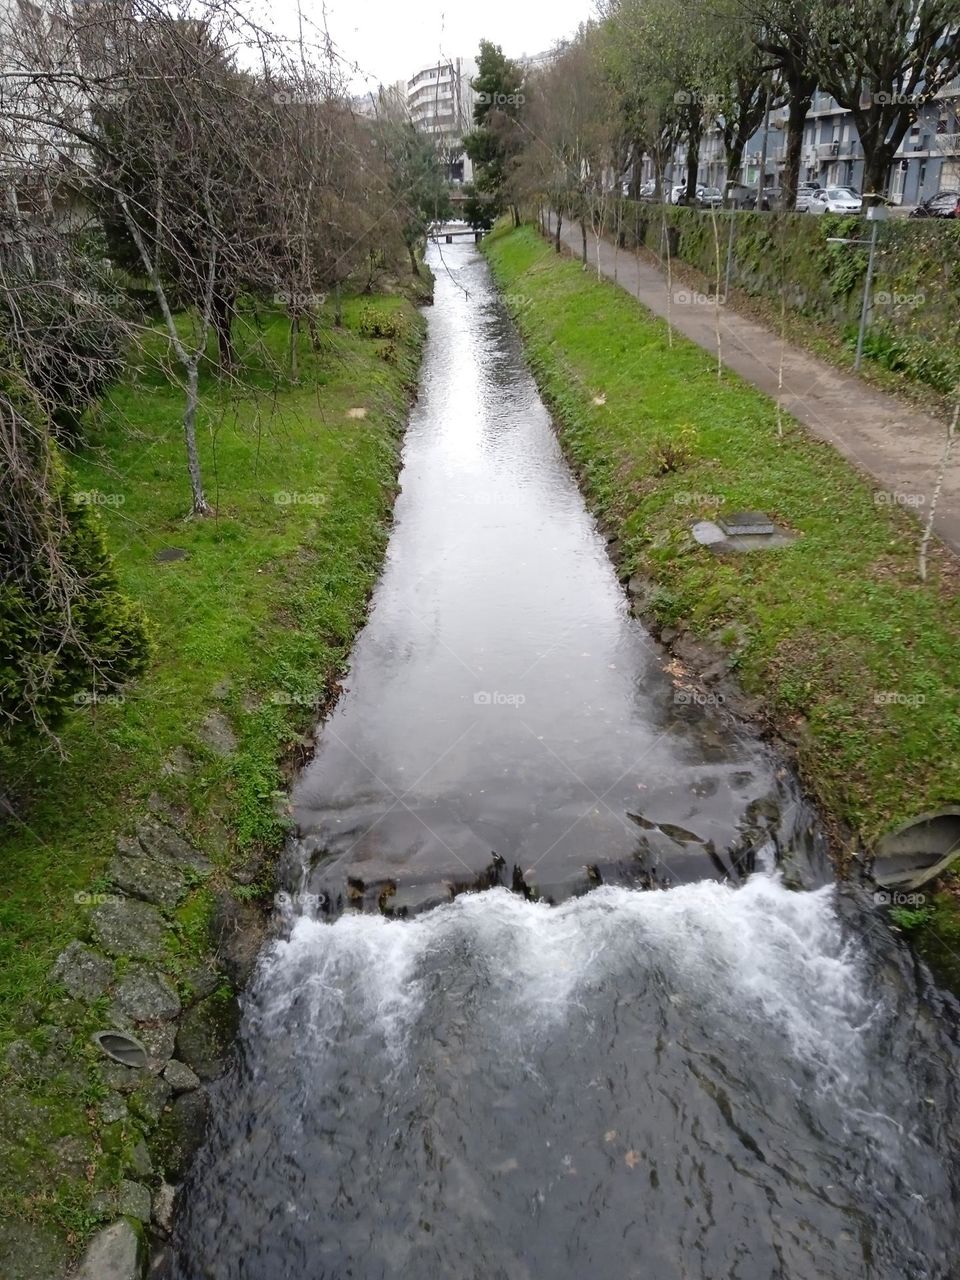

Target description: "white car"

left=794, top=181, right=822, bottom=212
left=808, top=186, right=863, bottom=215
left=670, top=184, right=704, bottom=205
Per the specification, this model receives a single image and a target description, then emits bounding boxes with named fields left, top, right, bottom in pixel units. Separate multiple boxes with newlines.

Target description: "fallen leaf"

left=625, top=1150, right=640, bottom=1169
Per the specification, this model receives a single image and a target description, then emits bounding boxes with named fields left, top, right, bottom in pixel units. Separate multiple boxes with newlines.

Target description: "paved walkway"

left=544, top=213, right=960, bottom=556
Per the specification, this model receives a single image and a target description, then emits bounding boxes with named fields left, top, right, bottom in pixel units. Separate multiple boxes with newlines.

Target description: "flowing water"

left=171, top=243, right=960, bottom=1279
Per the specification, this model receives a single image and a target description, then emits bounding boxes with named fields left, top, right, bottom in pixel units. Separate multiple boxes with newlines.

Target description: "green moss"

left=168, top=887, right=217, bottom=967
left=906, top=877, right=960, bottom=990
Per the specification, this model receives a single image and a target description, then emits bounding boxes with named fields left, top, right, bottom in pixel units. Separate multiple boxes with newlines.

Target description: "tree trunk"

left=629, top=141, right=645, bottom=198
left=334, top=281, right=342, bottom=327
left=726, top=137, right=745, bottom=190
left=511, top=204, right=521, bottom=227
left=289, top=313, right=299, bottom=382
left=781, top=84, right=814, bottom=211
left=685, top=138, right=700, bottom=202
left=183, top=362, right=210, bottom=516
left=211, top=291, right=235, bottom=370
left=555, top=208, right=563, bottom=253
left=118, top=193, right=210, bottom=515
left=580, top=217, right=587, bottom=267
left=862, top=148, right=892, bottom=204
left=307, top=311, right=322, bottom=352
left=407, top=242, right=420, bottom=276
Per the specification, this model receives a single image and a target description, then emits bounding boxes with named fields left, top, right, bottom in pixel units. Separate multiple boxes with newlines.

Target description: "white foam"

left=251, top=874, right=872, bottom=1095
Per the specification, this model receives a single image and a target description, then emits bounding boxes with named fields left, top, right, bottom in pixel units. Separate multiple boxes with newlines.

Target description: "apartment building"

left=649, top=76, right=960, bottom=206
left=700, top=81, right=960, bottom=205
left=796, top=82, right=960, bottom=204
left=407, top=57, right=477, bottom=184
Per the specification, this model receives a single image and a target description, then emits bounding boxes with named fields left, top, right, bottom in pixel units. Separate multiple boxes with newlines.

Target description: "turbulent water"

left=171, top=243, right=960, bottom=1279
left=175, top=879, right=960, bottom=1279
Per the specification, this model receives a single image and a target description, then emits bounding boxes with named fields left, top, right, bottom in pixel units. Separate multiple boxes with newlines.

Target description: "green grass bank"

left=0, top=289, right=425, bottom=1273
left=483, top=223, right=960, bottom=987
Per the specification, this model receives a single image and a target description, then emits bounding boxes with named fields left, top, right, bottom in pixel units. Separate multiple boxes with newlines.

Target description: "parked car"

left=696, top=186, right=723, bottom=208
left=670, top=183, right=705, bottom=205
left=807, top=186, right=863, bottom=214
left=794, top=181, right=823, bottom=212
left=742, top=186, right=780, bottom=210
left=638, top=180, right=658, bottom=202
left=909, top=190, right=960, bottom=219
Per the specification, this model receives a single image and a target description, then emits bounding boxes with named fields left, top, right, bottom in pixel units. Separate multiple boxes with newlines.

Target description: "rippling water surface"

left=172, top=244, right=960, bottom=1279
left=291, top=241, right=813, bottom=903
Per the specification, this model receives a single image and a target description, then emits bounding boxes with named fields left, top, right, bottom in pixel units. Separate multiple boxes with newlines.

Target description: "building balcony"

left=409, top=82, right=453, bottom=102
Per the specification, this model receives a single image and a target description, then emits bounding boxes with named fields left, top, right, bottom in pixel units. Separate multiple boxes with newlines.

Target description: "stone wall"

left=603, top=200, right=960, bottom=395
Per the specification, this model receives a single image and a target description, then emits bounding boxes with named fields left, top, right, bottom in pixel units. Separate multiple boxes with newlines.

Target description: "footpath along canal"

left=169, top=241, right=960, bottom=1280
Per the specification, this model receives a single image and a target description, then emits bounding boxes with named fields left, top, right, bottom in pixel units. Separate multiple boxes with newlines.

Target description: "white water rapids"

left=174, top=875, right=960, bottom=1280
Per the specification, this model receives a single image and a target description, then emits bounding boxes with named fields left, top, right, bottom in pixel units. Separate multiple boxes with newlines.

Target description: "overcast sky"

left=261, top=0, right=593, bottom=93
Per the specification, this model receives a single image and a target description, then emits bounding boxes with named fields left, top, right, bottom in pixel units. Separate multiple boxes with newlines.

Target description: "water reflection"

left=292, top=243, right=817, bottom=905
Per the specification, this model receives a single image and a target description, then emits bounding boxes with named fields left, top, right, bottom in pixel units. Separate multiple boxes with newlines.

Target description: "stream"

left=171, top=242, right=960, bottom=1279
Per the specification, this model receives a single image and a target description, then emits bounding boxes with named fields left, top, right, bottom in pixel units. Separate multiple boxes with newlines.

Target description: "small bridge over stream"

left=429, top=223, right=485, bottom=244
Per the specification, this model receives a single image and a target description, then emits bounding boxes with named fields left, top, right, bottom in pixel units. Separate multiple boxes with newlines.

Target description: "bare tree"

left=807, top=0, right=960, bottom=202
left=0, top=0, right=423, bottom=748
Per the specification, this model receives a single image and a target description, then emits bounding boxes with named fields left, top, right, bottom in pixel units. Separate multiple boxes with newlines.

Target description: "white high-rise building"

left=407, top=57, right=477, bottom=184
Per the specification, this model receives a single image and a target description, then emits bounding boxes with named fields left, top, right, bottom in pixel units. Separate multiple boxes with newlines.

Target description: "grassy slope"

left=0, top=292, right=424, bottom=1254
left=484, top=224, right=960, bottom=986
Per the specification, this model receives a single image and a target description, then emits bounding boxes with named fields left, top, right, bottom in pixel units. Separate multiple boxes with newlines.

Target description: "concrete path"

left=543, top=213, right=960, bottom=556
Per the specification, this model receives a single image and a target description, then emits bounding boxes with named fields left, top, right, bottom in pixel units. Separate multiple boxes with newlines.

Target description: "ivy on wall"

left=605, top=200, right=960, bottom=394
